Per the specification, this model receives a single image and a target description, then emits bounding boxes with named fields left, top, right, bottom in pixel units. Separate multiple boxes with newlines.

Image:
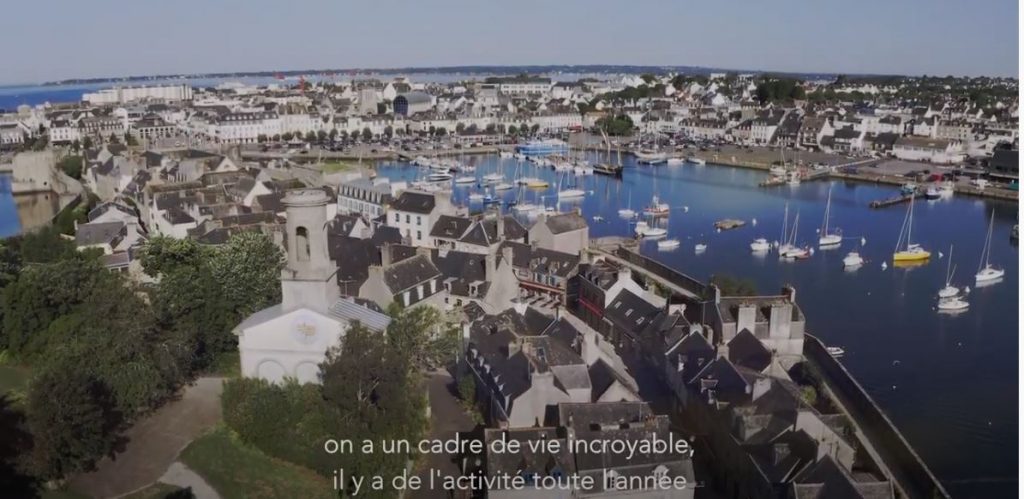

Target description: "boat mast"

left=905, top=194, right=916, bottom=250
left=781, top=203, right=789, bottom=244
left=979, top=210, right=994, bottom=272
left=822, top=185, right=832, bottom=235
left=945, top=244, right=954, bottom=286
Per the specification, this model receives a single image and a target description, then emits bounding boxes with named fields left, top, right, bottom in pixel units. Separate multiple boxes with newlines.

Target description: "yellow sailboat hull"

left=527, top=181, right=549, bottom=188
left=893, top=250, right=931, bottom=261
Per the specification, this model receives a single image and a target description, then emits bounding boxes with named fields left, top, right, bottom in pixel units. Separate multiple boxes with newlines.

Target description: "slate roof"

left=604, top=289, right=661, bottom=335
left=791, top=455, right=894, bottom=499
left=430, top=215, right=473, bottom=239
left=383, top=254, right=440, bottom=294
left=328, top=297, right=391, bottom=332
left=75, top=221, right=125, bottom=246
left=728, top=328, right=772, bottom=372
left=390, top=191, right=436, bottom=214
left=541, top=212, right=587, bottom=234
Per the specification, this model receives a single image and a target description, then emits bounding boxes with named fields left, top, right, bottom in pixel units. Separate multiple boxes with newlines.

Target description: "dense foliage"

left=597, top=114, right=635, bottom=136
left=222, top=315, right=432, bottom=498
left=755, top=77, right=805, bottom=103
left=0, top=229, right=284, bottom=484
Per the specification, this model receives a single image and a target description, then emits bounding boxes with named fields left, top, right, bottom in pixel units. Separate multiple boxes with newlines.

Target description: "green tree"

left=124, top=132, right=137, bottom=146
left=304, top=131, right=317, bottom=143
left=328, top=129, right=338, bottom=141
left=507, top=125, right=518, bottom=135
left=383, top=126, right=394, bottom=139
left=57, top=155, right=84, bottom=179
left=281, top=132, right=294, bottom=141
left=0, top=396, right=38, bottom=497
left=257, top=134, right=268, bottom=143
left=361, top=127, right=372, bottom=141
left=26, top=366, right=121, bottom=480
left=108, top=132, right=119, bottom=144
left=209, top=232, right=284, bottom=319
left=82, top=136, right=93, bottom=150
left=139, top=236, right=209, bottom=278
left=455, top=122, right=466, bottom=135
left=316, top=130, right=327, bottom=143
left=709, top=274, right=759, bottom=297
left=530, top=124, right=540, bottom=135
left=597, top=114, right=634, bottom=136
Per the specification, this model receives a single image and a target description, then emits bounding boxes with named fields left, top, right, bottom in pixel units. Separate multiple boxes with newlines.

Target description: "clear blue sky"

left=2, top=0, right=1017, bottom=84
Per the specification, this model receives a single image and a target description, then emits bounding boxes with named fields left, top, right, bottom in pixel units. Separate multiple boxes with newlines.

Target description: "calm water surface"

left=376, top=153, right=1019, bottom=497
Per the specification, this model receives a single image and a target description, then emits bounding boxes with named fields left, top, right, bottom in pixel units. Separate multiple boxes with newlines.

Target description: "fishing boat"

left=974, top=210, right=1005, bottom=283
left=825, top=346, right=845, bottom=358
left=819, top=185, right=842, bottom=247
left=842, top=251, right=864, bottom=267
left=644, top=195, right=671, bottom=216
left=937, top=296, right=969, bottom=312
left=657, top=238, right=681, bottom=249
left=892, top=194, right=930, bottom=262
left=750, top=238, right=771, bottom=252
left=455, top=176, right=476, bottom=184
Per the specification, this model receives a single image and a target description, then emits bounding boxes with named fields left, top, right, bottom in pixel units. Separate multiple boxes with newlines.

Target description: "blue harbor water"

left=0, top=175, right=20, bottom=238
left=375, top=153, right=1018, bottom=497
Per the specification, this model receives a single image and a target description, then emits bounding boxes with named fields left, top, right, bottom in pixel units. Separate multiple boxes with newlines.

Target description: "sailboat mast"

left=822, top=186, right=832, bottom=234
left=781, top=203, right=789, bottom=244
left=906, top=194, right=915, bottom=250
left=980, top=210, right=994, bottom=271
left=945, top=244, right=954, bottom=285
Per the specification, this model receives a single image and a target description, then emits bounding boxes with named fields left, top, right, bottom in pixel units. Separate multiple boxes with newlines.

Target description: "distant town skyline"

left=0, top=0, right=1018, bottom=85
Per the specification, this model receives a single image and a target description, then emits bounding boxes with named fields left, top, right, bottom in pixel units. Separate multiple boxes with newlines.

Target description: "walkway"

left=586, top=246, right=703, bottom=300
left=69, top=377, right=225, bottom=498
left=410, top=371, right=478, bottom=499
left=158, top=462, right=220, bottom=499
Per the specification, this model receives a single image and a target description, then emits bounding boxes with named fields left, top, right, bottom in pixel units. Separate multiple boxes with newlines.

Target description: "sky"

left=0, top=0, right=1018, bottom=84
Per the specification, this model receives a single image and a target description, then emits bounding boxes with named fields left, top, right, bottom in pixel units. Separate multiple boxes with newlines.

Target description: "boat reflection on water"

left=973, top=277, right=1004, bottom=289
left=892, top=259, right=930, bottom=269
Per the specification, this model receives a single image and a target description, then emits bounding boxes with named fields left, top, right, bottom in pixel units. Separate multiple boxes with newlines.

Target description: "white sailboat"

left=555, top=171, right=586, bottom=199
left=974, top=210, right=1005, bottom=283
left=818, top=185, right=842, bottom=247
left=780, top=212, right=810, bottom=259
left=937, top=296, right=969, bottom=312
left=618, top=190, right=637, bottom=218
left=937, top=245, right=960, bottom=298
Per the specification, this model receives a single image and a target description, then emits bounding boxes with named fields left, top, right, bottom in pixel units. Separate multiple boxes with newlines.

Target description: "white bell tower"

left=280, top=189, right=339, bottom=314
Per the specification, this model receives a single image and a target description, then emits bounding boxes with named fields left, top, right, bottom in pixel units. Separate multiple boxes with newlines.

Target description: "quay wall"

left=611, top=246, right=708, bottom=298
left=804, top=333, right=951, bottom=499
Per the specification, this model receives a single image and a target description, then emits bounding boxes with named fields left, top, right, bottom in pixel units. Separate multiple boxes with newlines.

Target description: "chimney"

left=782, top=285, right=796, bottom=303
left=380, top=243, right=392, bottom=267
left=496, top=211, right=505, bottom=241
left=484, top=250, right=497, bottom=283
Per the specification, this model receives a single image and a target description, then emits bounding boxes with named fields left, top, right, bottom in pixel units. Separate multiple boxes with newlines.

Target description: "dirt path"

left=69, top=377, right=224, bottom=498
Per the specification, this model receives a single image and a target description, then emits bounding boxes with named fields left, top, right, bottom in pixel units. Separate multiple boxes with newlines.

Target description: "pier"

left=869, top=193, right=916, bottom=208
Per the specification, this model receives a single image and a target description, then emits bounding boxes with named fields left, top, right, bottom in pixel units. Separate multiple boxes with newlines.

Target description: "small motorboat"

left=493, top=182, right=514, bottom=191
left=526, top=179, right=550, bottom=188
left=427, top=172, right=453, bottom=182
left=687, top=157, right=706, bottom=165
left=592, top=215, right=604, bottom=222
left=617, top=208, right=637, bottom=218
left=924, top=186, right=941, bottom=200
left=557, top=188, right=586, bottom=199
left=635, top=221, right=667, bottom=238
left=482, top=173, right=504, bottom=183
left=694, top=243, right=707, bottom=253
left=750, top=238, right=771, bottom=252
left=657, top=238, right=681, bottom=249
left=455, top=176, right=476, bottom=184
left=826, top=346, right=845, bottom=358
left=666, top=158, right=685, bottom=165
left=842, top=251, right=864, bottom=267
left=937, top=296, right=969, bottom=312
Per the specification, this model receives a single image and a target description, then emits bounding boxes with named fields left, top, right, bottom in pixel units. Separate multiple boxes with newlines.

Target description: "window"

left=417, top=231, right=422, bottom=240
left=417, top=215, right=422, bottom=226
left=406, top=214, right=410, bottom=224
left=296, top=227, right=310, bottom=262
left=394, top=213, right=399, bottom=222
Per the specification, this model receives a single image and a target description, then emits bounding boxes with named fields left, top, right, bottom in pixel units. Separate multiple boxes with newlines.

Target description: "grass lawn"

left=180, top=427, right=334, bottom=499
left=320, top=160, right=362, bottom=173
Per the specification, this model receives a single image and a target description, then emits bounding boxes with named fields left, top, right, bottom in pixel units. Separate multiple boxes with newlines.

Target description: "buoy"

left=860, top=237, right=867, bottom=246
left=881, top=262, right=888, bottom=270
left=683, top=206, right=689, bottom=213
left=752, top=218, right=758, bottom=226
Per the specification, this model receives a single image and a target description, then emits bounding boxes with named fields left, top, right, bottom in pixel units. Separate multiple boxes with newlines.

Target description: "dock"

left=869, top=193, right=916, bottom=208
